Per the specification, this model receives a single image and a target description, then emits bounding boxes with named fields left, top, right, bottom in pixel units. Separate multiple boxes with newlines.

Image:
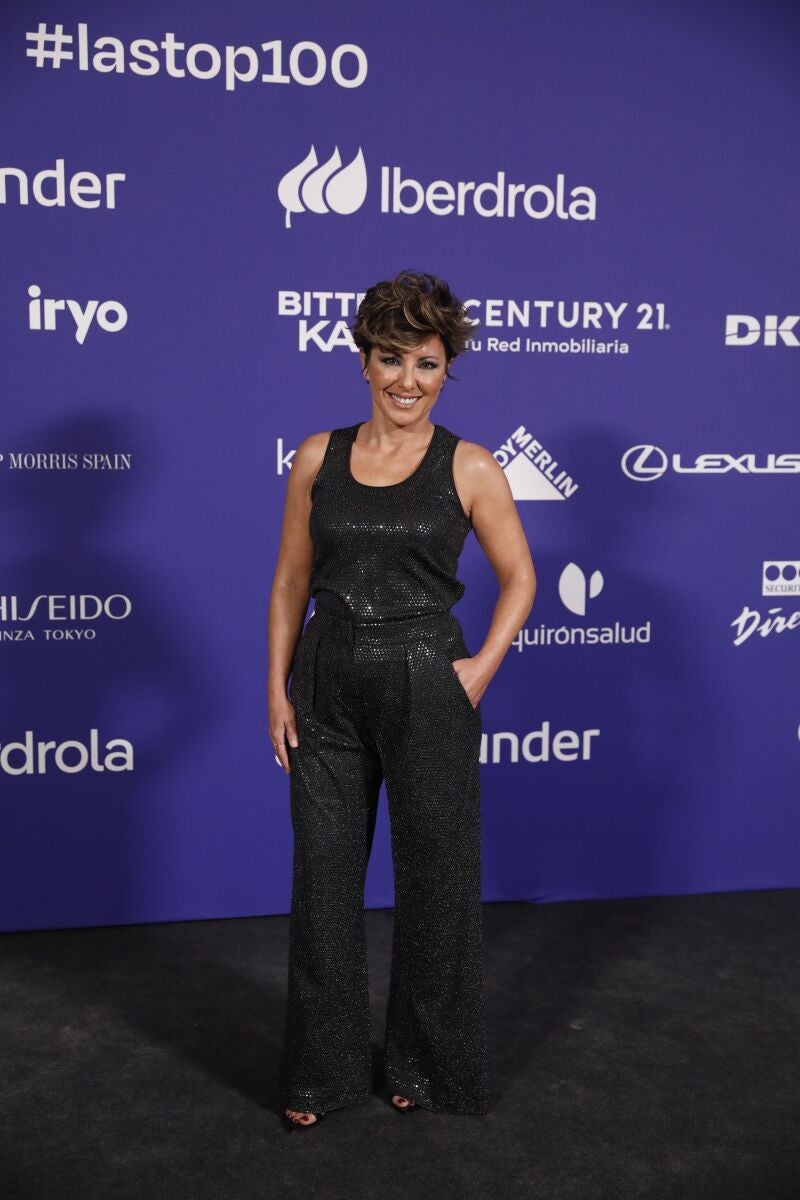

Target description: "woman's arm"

left=451, top=440, right=537, bottom=707
left=267, top=430, right=330, bottom=772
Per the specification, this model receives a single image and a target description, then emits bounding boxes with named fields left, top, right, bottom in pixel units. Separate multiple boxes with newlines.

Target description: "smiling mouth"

left=388, top=392, right=421, bottom=406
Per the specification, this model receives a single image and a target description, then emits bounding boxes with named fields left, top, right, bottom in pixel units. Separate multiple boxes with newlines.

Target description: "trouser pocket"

left=438, top=626, right=481, bottom=721
left=289, top=618, right=320, bottom=716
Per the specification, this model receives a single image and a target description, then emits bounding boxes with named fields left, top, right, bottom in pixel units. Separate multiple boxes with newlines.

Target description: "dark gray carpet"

left=1, top=889, right=798, bottom=1200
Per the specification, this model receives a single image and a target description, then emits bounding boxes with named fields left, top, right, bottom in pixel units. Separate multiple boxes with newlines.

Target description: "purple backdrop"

left=1, top=0, right=798, bottom=931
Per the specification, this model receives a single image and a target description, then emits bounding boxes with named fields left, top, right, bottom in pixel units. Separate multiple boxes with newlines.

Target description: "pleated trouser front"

left=276, top=605, right=489, bottom=1116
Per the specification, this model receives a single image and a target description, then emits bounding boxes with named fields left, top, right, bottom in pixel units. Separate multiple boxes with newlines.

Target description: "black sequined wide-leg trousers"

left=277, top=605, right=489, bottom=1116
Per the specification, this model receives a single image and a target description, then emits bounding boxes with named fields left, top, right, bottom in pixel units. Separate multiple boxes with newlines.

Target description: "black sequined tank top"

left=309, top=421, right=472, bottom=622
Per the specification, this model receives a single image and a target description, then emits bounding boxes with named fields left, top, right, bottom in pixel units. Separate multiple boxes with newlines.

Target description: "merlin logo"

left=762, top=562, right=800, bottom=597
left=621, top=445, right=800, bottom=481
left=725, top=315, right=799, bottom=347
left=493, top=427, right=578, bottom=500
left=558, top=563, right=604, bottom=615
left=278, top=146, right=367, bottom=229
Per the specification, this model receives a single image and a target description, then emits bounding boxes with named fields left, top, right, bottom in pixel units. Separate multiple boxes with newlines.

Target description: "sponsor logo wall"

left=1, top=3, right=797, bottom=931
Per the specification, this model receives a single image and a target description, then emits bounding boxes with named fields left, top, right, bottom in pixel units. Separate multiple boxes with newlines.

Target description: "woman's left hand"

left=450, top=656, right=491, bottom=711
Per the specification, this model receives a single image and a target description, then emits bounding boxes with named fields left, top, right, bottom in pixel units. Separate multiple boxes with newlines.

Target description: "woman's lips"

left=388, top=392, right=421, bottom=407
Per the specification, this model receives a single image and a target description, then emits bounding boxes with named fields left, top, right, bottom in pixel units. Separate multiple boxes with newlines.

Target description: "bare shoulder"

left=454, top=438, right=498, bottom=469
left=290, top=429, right=333, bottom=489
left=453, top=438, right=509, bottom=490
left=452, top=437, right=512, bottom=521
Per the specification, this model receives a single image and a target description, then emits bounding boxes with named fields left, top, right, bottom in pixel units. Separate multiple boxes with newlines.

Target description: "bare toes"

left=285, top=1108, right=317, bottom=1124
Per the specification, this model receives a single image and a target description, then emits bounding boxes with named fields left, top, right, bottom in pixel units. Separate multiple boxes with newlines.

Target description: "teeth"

left=390, top=393, right=420, bottom=406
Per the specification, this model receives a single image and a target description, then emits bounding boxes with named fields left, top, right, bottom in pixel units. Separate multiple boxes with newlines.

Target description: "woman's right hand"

left=270, top=698, right=300, bottom=774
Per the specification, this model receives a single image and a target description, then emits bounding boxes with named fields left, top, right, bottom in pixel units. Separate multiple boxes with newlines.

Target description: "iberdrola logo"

left=278, top=145, right=368, bottom=229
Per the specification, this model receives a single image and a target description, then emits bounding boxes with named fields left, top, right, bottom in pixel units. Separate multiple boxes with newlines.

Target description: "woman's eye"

left=379, top=356, right=437, bottom=368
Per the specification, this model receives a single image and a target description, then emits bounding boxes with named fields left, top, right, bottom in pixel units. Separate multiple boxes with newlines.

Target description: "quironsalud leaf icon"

left=589, top=570, right=604, bottom=600
left=301, top=147, right=343, bottom=213
left=558, top=562, right=585, bottom=615
left=325, top=147, right=367, bottom=215
left=278, top=146, right=318, bottom=229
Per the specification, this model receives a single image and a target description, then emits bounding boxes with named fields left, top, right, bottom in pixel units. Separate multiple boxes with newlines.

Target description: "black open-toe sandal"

left=281, top=1108, right=326, bottom=1131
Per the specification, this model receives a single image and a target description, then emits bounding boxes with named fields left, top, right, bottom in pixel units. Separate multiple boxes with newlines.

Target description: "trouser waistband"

left=310, top=604, right=457, bottom=645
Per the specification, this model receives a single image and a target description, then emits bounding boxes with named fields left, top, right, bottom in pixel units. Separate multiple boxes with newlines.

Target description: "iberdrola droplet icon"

left=278, top=146, right=367, bottom=228
left=325, top=148, right=367, bottom=216
left=277, top=146, right=318, bottom=230
left=301, top=147, right=344, bottom=213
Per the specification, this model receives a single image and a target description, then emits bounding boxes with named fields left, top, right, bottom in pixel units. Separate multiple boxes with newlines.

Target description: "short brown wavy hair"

left=350, top=269, right=479, bottom=380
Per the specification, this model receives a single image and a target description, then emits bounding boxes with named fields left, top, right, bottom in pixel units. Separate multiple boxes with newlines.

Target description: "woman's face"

left=360, top=335, right=450, bottom=424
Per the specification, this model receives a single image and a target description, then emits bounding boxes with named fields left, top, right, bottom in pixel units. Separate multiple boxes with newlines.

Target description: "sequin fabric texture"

left=308, top=421, right=472, bottom=623
left=277, top=422, right=490, bottom=1115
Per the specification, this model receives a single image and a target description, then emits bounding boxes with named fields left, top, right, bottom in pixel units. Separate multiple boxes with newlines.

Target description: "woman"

left=268, top=270, right=536, bottom=1128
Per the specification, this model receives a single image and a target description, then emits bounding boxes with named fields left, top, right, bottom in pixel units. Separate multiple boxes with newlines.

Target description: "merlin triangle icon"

left=503, top=451, right=570, bottom=500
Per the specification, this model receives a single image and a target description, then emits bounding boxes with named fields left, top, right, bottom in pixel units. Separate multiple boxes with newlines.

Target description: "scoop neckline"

left=347, top=421, right=439, bottom=489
